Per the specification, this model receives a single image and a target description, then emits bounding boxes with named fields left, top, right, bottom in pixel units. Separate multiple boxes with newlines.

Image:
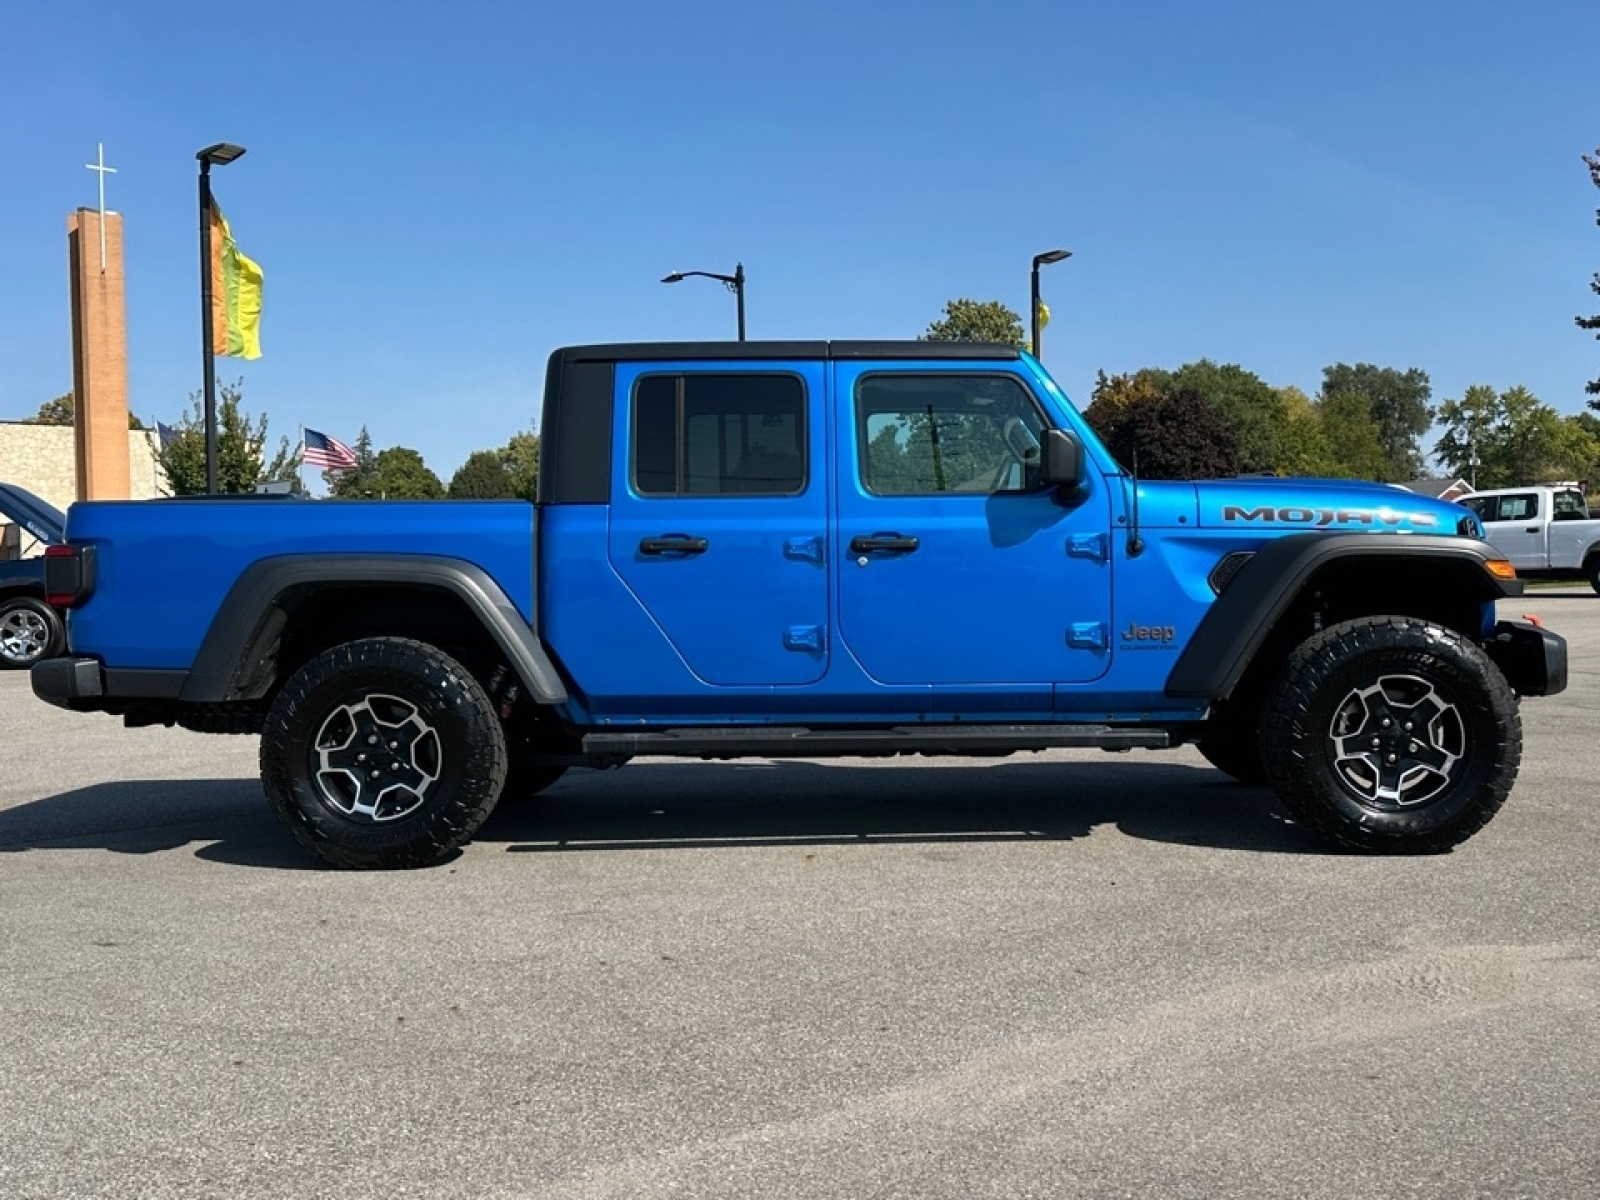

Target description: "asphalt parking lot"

left=3, top=590, right=1597, bottom=1199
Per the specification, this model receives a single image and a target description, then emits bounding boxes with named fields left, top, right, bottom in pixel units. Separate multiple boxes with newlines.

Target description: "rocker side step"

left=582, top=724, right=1171, bottom=760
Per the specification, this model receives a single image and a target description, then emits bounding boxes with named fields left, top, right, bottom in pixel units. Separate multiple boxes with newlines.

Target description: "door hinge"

left=1067, top=621, right=1108, bottom=651
left=784, top=624, right=827, bottom=653
left=784, top=536, right=825, bottom=564
left=1067, top=533, right=1109, bottom=564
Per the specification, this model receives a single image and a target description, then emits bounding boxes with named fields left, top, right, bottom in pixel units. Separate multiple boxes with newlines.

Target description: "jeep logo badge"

left=1122, top=623, right=1176, bottom=643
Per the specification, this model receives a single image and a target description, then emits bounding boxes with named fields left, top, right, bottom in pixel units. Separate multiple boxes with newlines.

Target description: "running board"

left=582, top=724, right=1171, bottom=760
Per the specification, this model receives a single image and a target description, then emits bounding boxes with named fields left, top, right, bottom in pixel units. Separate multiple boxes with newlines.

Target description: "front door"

left=607, top=363, right=830, bottom=687
left=832, top=364, right=1113, bottom=692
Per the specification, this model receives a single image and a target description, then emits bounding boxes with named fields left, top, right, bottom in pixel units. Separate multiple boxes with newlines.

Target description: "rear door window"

left=1484, top=493, right=1539, bottom=522
left=632, top=373, right=806, bottom=497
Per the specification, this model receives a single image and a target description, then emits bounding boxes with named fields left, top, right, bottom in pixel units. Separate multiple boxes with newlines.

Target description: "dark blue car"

left=0, top=483, right=65, bottom=669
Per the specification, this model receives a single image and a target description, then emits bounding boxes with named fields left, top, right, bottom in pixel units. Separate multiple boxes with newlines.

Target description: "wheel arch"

left=180, top=554, right=568, bottom=706
left=0, top=580, right=47, bottom=601
left=1167, top=533, right=1518, bottom=704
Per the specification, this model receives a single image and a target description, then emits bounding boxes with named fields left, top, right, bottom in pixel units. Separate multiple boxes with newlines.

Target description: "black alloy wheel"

left=1262, top=617, right=1520, bottom=854
left=261, top=637, right=507, bottom=868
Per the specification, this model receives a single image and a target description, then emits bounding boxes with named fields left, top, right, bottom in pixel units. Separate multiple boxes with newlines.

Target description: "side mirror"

left=1039, top=429, right=1083, bottom=496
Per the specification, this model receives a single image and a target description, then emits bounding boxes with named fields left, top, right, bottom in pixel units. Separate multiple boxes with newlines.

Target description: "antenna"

left=1126, top=451, right=1144, bottom=557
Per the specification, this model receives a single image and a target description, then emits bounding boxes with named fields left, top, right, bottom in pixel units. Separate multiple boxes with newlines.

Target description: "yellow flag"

left=210, top=201, right=264, bottom=359
left=1036, top=300, right=1051, bottom=331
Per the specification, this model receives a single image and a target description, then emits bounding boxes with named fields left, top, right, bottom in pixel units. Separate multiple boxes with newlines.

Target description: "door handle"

left=639, top=535, right=709, bottom=556
left=850, top=533, right=920, bottom=554
left=1525, top=526, right=1539, bottom=533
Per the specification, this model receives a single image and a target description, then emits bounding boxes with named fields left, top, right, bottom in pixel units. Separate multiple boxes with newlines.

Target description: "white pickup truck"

left=1457, top=485, right=1600, bottom=593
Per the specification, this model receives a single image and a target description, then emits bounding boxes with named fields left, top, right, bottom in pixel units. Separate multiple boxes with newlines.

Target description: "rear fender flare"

left=180, top=554, right=567, bottom=705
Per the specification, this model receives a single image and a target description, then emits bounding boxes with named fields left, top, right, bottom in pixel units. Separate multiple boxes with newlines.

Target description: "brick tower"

left=67, top=206, right=132, bottom=501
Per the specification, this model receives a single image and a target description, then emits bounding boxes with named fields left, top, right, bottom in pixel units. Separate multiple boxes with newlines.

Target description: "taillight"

left=44, top=543, right=96, bottom=608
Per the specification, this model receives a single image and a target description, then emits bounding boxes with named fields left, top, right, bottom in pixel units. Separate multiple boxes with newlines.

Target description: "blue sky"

left=2, top=0, right=1597, bottom=483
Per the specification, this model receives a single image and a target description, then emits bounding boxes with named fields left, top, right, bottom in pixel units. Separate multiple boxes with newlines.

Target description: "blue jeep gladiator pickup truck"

left=33, top=341, right=1567, bottom=867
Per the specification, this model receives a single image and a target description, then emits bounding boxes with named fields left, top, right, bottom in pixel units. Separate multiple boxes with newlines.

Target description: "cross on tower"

left=84, top=142, right=117, bottom=271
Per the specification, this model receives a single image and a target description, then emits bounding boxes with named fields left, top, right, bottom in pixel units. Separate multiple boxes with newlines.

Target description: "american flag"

left=303, top=427, right=358, bottom=470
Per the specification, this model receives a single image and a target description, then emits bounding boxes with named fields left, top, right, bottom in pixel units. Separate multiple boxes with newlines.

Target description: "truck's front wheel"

left=1261, top=617, right=1520, bottom=853
left=261, top=637, right=507, bottom=869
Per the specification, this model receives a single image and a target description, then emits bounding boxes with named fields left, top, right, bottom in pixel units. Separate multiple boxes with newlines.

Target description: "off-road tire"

left=0, top=595, right=64, bottom=669
left=261, top=637, right=507, bottom=869
left=1262, top=616, right=1520, bottom=854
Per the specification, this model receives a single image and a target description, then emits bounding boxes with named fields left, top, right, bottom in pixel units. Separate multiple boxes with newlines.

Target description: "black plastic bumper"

left=31, top=656, right=104, bottom=708
left=31, top=657, right=186, bottom=711
left=1485, top=620, right=1567, bottom=697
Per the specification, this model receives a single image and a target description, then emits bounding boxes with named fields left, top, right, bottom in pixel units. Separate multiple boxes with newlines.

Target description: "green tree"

left=448, top=450, right=517, bottom=498
left=1088, top=368, right=1168, bottom=416
left=921, top=299, right=1025, bottom=347
left=325, top=427, right=379, bottom=497
left=1316, top=391, right=1391, bottom=481
left=1084, top=386, right=1240, bottom=479
left=24, top=392, right=145, bottom=430
left=365, top=447, right=445, bottom=499
left=1433, top=385, right=1598, bottom=489
left=1319, top=364, right=1432, bottom=481
left=1432, top=384, right=1500, bottom=488
left=156, top=381, right=299, bottom=495
left=1275, top=386, right=1337, bottom=477
left=1569, top=412, right=1600, bottom=490
left=1579, top=148, right=1600, bottom=406
left=1168, top=360, right=1287, bottom=473
left=499, top=430, right=540, bottom=501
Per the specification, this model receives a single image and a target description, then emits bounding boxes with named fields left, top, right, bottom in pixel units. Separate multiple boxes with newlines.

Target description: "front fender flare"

left=1165, top=533, right=1518, bottom=703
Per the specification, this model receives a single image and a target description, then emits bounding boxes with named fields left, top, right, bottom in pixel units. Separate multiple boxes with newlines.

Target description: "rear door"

left=1481, top=491, right=1545, bottom=569
left=607, top=362, right=830, bottom=686
left=1546, top=489, right=1597, bottom=568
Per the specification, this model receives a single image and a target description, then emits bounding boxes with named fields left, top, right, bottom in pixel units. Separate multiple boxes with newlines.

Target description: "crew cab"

left=1457, top=485, right=1600, bottom=593
left=33, top=342, right=1567, bottom=867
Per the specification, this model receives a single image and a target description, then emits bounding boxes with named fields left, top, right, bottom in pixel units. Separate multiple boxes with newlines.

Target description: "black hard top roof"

left=552, top=341, right=1022, bottom=364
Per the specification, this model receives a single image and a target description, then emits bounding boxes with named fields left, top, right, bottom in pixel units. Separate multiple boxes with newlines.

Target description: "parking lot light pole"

left=661, top=263, right=746, bottom=340
left=197, top=142, right=247, bottom=494
left=1030, top=249, right=1071, bottom=361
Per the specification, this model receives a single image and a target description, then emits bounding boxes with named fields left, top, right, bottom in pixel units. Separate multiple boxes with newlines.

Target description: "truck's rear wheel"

left=261, top=637, right=507, bottom=868
left=1261, top=617, right=1520, bottom=853
left=1586, top=555, right=1600, bottom=596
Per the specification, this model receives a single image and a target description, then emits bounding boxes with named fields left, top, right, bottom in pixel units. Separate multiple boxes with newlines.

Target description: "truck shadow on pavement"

left=0, top=779, right=316, bottom=868
left=487, top=758, right=1327, bottom=857
left=0, top=758, right=1329, bottom=869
